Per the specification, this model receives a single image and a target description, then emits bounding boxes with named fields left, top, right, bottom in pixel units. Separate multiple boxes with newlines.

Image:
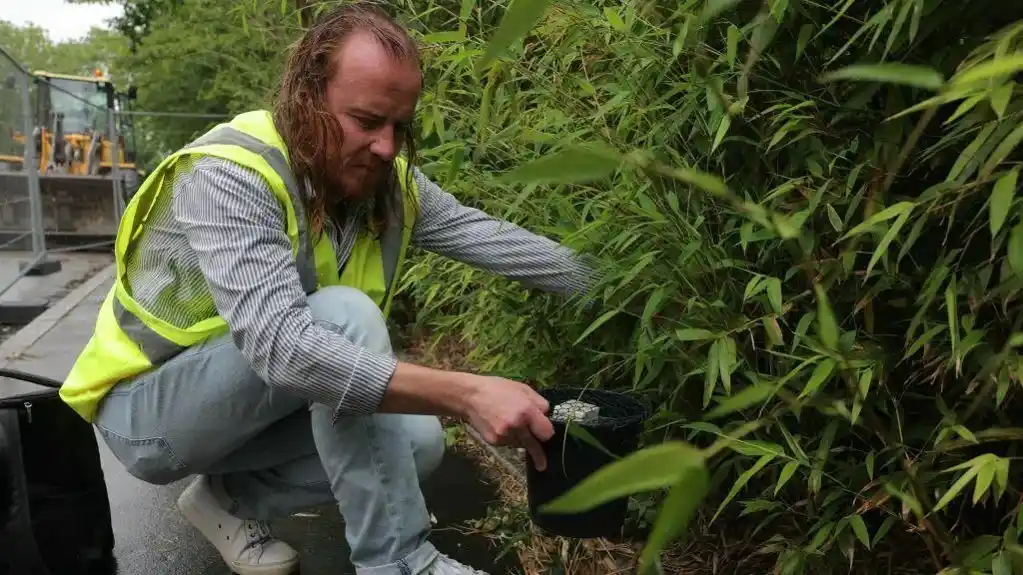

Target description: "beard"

left=321, top=151, right=392, bottom=207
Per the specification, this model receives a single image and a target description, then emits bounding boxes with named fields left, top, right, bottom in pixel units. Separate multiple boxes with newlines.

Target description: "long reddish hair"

left=273, top=2, right=419, bottom=236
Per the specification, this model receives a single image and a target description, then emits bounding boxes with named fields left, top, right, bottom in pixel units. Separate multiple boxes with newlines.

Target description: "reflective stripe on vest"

left=60, top=110, right=417, bottom=422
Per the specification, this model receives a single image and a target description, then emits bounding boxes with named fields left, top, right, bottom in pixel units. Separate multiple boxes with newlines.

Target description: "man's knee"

left=307, top=286, right=392, bottom=354
left=405, top=415, right=445, bottom=480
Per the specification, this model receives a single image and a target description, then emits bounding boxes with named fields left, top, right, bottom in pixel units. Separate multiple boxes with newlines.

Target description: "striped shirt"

left=124, top=156, right=594, bottom=417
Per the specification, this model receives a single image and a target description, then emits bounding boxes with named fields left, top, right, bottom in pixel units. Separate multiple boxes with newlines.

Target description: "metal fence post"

left=108, top=108, right=122, bottom=220
left=16, top=69, right=43, bottom=257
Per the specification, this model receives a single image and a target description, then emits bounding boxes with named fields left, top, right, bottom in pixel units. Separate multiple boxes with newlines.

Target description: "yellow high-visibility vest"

left=60, top=110, right=418, bottom=422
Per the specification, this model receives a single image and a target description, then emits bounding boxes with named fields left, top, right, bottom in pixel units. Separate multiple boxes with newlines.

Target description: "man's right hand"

left=380, top=362, right=555, bottom=471
left=462, top=375, right=555, bottom=471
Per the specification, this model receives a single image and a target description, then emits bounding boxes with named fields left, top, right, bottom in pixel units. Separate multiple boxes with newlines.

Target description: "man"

left=59, top=4, right=592, bottom=575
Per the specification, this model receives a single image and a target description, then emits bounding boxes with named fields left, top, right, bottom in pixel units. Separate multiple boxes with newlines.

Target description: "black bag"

left=0, top=369, right=117, bottom=575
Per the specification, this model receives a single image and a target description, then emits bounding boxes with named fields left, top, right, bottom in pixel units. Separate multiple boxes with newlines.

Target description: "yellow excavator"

left=0, top=69, right=141, bottom=247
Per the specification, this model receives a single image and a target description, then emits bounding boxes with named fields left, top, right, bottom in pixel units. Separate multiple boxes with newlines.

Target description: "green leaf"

left=946, top=277, right=959, bottom=356
left=993, top=552, right=1012, bottom=575
left=973, top=459, right=995, bottom=504
left=766, top=277, right=783, bottom=314
left=705, top=384, right=775, bottom=419
left=565, top=421, right=618, bottom=460
left=952, top=54, right=1023, bottom=86
left=574, top=309, right=619, bottom=344
left=718, top=337, right=736, bottom=394
left=934, top=463, right=983, bottom=512
left=990, top=82, right=1014, bottom=118
left=604, top=7, right=627, bottom=31
left=1009, top=223, right=1023, bottom=276
left=796, top=23, right=813, bottom=60
left=800, top=358, right=836, bottom=398
left=775, top=460, right=800, bottom=495
left=727, top=25, right=740, bottom=69
left=476, top=0, right=552, bottom=75
left=841, top=201, right=915, bottom=240
left=866, top=208, right=913, bottom=278
left=981, top=122, right=1023, bottom=179
left=849, top=514, right=871, bottom=549
left=711, top=454, right=776, bottom=523
left=820, top=63, right=944, bottom=90
left=712, top=116, right=730, bottom=152
left=541, top=442, right=705, bottom=514
left=827, top=204, right=844, bottom=231
left=872, top=516, right=896, bottom=547
left=905, top=324, right=947, bottom=359
left=676, top=328, right=718, bottom=341
left=500, top=144, right=622, bottom=185
left=637, top=466, right=710, bottom=574
left=814, top=284, right=839, bottom=349
left=423, top=29, right=467, bottom=43
left=991, top=168, right=1019, bottom=236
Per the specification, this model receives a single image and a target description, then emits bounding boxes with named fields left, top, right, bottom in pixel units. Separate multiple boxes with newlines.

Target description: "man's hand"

left=380, top=362, right=555, bottom=470
left=463, top=375, right=555, bottom=471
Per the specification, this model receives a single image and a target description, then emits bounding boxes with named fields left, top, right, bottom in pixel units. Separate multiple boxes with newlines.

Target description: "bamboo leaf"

left=841, top=202, right=915, bottom=240
left=775, top=460, right=800, bottom=495
left=727, top=24, right=740, bottom=68
left=500, top=144, right=623, bottom=184
left=951, top=53, right=1023, bottom=86
left=800, top=358, right=836, bottom=398
left=905, top=324, right=947, bottom=359
left=991, top=168, right=1019, bottom=236
left=574, top=309, right=619, bottom=344
left=711, top=454, right=776, bottom=523
left=946, top=277, right=959, bottom=357
left=638, top=467, right=710, bottom=574
left=677, top=328, right=718, bottom=341
left=766, top=277, right=783, bottom=314
left=541, top=442, right=705, bottom=513
left=866, top=208, right=913, bottom=277
left=973, top=459, right=995, bottom=504
left=718, top=337, right=736, bottom=394
left=712, top=116, right=730, bottom=152
left=1010, top=223, right=1023, bottom=275
left=827, top=204, right=844, bottom=231
left=603, top=7, right=627, bottom=31
left=993, top=553, right=1012, bottom=575
left=476, top=0, right=553, bottom=76
left=821, top=64, right=944, bottom=90
left=981, top=122, right=1023, bottom=179
left=990, top=82, right=1014, bottom=118
left=814, top=284, right=839, bottom=349
left=705, top=384, right=775, bottom=420
left=934, top=464, right=983, bottom=512
left=849, top=515, right=871, bottom=549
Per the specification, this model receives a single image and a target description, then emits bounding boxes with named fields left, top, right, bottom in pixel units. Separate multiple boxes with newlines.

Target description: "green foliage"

left=390, top=0, right=1023, bottom=572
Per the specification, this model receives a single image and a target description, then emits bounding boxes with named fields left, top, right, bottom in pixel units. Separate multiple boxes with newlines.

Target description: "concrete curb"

left=0, top=262, right=114, bottom=368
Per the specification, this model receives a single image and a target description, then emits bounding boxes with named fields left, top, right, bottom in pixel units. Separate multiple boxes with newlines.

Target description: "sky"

left=1, top=1, right=123, bottom=42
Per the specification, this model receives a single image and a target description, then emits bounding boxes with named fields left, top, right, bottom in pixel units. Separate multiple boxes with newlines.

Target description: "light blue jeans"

left=93, top=286, right=445, bottom=575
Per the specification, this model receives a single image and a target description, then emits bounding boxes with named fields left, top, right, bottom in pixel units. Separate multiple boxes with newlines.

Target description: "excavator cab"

left=0, top=70, right=140, bottom=248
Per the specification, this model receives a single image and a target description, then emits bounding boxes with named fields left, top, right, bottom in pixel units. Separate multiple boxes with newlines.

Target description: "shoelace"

left=243, top=520, right=273, bottom=550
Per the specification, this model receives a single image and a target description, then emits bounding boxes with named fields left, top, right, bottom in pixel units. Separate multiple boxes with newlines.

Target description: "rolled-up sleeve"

left=171, top=157, right=395, bottom=416
left=410, top=168, right=596, bottom=296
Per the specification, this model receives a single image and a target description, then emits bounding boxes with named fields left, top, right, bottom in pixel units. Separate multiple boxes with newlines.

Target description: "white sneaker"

left=427, top=553, right=490, bottom=575
left=177, top=475, right=300, bottom=575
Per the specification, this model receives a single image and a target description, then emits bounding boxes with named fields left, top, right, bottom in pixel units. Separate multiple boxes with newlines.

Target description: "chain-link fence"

left=0, top=46, right=49, bottom=297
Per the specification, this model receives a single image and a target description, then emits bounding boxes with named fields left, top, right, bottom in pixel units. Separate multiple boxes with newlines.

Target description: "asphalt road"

left=98, top=431, right=519, bottom=575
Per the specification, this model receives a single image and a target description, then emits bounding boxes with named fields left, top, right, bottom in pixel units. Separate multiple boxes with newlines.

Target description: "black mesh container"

left=526, top=387, right=649, bottom=539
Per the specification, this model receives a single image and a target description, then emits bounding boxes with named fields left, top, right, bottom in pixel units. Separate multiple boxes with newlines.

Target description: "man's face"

left=324, top=31, right=421, bottom=200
